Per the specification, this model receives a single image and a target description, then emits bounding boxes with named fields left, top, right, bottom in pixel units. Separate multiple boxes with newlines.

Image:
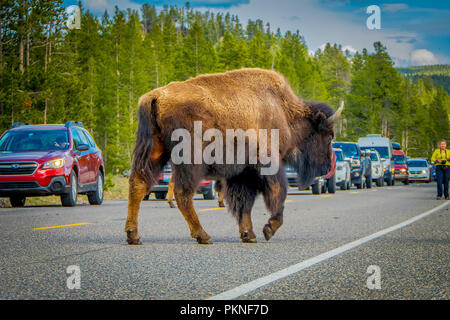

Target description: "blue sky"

left=62, top=0, right=450, bottom=67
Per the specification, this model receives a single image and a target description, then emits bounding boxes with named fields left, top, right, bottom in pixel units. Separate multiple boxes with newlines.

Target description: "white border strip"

left=208, top=201, right=449, bottom=300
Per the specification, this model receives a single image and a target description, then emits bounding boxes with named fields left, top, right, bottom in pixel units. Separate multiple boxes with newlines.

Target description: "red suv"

left=0, top=122, right=104, bottom=207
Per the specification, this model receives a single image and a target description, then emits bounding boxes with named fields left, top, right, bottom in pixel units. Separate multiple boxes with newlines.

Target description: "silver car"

left=407, top=159, right=432, bottom=183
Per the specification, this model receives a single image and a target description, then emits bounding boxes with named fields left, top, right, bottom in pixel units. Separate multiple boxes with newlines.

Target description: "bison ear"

left=308, top=101, right=332, bottom=132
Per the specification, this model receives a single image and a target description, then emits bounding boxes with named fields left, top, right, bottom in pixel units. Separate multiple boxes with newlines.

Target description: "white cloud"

left=410, top=49, right=438, bottom=66
left=83, top=0, right=141, bottom=14
left=382, top=3, right=409, bottom=13
left=83, top=0, right=108, bottom=12
left=342, top=45, right=357, bottom=55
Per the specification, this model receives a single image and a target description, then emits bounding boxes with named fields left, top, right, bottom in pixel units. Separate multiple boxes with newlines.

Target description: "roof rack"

left=11, top=122, right=31, bottom=129
left=366, top=134, right=384, bottom=138
left=65, top=121, right=84, bottom=128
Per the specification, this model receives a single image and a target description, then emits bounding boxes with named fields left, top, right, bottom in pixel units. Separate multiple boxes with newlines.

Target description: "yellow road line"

left=34, top=222, right=92, bottom=230
left=200, top=207, right=225, bottom=212
left=320, top=194, right=333, bottom=198
left=351, top=191, right=359, bottom=194
left=285, top=200, right=293, bottom=203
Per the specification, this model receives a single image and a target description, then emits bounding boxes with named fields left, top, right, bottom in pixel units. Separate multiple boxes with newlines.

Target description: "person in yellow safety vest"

left=431, top=140, right=450, bottom=200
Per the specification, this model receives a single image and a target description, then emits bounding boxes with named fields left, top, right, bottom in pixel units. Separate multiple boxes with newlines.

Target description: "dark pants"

left=436, top=166, right=450, bottom=198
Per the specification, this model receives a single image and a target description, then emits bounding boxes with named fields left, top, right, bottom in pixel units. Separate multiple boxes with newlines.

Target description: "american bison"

left=125, top=68, right=342, bottom=245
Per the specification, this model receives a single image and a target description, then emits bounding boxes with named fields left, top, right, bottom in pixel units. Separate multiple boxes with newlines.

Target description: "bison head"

left=294, top=101, right=343, bottom=189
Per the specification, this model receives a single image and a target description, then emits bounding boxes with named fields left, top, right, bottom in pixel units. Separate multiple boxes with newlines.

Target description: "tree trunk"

left=19, top=34, right=24, bottom=74
left=26, top=32, right=30, bottom=69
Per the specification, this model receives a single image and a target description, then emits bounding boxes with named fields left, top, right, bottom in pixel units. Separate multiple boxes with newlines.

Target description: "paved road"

left=0, top=183, right=448, bottom=300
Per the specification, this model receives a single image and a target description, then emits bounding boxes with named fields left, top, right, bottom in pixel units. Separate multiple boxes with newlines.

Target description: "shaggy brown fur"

left=126, top=68, right=340, bottom=245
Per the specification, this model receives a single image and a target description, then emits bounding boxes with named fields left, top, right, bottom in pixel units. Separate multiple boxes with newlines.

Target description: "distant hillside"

left=397, top=65, right=450, bottom=93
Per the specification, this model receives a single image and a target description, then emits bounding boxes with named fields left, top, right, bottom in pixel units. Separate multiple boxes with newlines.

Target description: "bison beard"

left=125, top=68, right=342, bottom=245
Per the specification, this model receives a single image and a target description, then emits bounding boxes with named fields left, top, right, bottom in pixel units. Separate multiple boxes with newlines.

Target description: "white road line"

left=207, top=201, right=449, bottom=300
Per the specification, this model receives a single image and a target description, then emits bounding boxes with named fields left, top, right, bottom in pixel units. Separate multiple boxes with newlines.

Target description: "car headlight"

left=352, top=159, right=360, bottom=166
left=422, top=170, right=427, bottom=174
left=401, top=168, right=406, bottom=173
left=42, top=159, right=65, bottom=169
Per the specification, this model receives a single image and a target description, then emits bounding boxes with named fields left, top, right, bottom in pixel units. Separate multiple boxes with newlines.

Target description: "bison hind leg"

left=225, top=169, right=261, bottom=243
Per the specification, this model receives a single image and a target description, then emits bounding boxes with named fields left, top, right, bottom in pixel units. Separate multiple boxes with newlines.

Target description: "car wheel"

left=88, top=170, right=104, bottom=205
left=355, top=174, right=363, bottom=189
left=321, top=182, right=327, bottom=194
left=327, top=174, right=336, bottom=194
left=203, top=188, right=215, bottom=200
left=376, top=177, right=383, bottom=187
left=10, top=196, right=26, bottom=207
left=61, top=170, right=78, bottom=207
left=312, top=180, right=321, bottom=195
left=366, top=175, right=372, bottom=189
left=155, top=192, right=167, bottom=200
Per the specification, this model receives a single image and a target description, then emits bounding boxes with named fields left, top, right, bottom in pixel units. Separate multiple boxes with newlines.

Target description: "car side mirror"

left=77, top=144, right=89, bottom=151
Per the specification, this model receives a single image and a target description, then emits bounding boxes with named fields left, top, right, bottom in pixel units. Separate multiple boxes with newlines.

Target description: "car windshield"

left=394, top=155, right=406, bottom=164
left=370, top=153, right=379, bottom=161
left=334, top=151, right=344, bottom=161
left=0, top=130, right=69, bottom=152
left=407, top=160, right=427, bottom=167
left=332, top=143, right=359, bottom=158
left=360, top=146, right=389, bottom=159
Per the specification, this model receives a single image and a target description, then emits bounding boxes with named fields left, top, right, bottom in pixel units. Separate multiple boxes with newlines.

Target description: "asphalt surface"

left=0, top=182, right=448, bottom=300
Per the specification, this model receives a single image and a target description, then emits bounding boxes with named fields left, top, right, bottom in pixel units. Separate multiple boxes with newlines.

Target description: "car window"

left=81, top=129, right=96, bottom=148
left=407, top=160, right=427, bottom=167
left=75, top=128, right=90, bottom=146
left=360, top=146, right=389, bottom=159
left=370, top=153, right=379, bottom=161
left=0, top=130, right=69, bottom=152
left=332, top=143, right=360, bottom=158
left=71, top=128, right=89, bottom=150
left=394, top=155, right=406, bottom=164
left=335, top=151, right=343, bottom=161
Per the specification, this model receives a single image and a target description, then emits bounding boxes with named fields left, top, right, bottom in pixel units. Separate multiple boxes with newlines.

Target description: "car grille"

left=0, top=162, right=38, bottom=176
left=0, top=181, right=40, bottom=189
left=410, top=170, right=424, bottom=174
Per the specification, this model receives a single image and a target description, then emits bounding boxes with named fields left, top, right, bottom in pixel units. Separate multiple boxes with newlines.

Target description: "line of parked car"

left=289, top=134, right=435, bottom=195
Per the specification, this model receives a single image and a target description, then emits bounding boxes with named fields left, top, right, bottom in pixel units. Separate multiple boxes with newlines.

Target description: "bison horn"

left=327, top=101, right=344, bottom=125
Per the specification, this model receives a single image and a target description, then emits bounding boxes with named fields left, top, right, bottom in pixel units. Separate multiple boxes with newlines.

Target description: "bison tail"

left=132, top=96, right=161, bottom=186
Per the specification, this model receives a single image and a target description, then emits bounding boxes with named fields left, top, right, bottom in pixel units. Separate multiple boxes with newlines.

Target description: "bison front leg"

left=174, top=186, right=211, bottom=245
left=262, top=168, right=287, bottom=241
left=125, top=172, right=149, bottom=245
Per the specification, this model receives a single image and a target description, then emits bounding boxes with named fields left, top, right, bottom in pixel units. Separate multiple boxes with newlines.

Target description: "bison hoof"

left=240, top=231, right=257, bottom=243
left=263, top=224, right=274, bottom=241
left=218, top=201, right=225, bottom=208
left=168, top=201, right=176, bottom=208
left=126, top=230, right=142, bottom=245
left=196, top=236, right=212, bottom=245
